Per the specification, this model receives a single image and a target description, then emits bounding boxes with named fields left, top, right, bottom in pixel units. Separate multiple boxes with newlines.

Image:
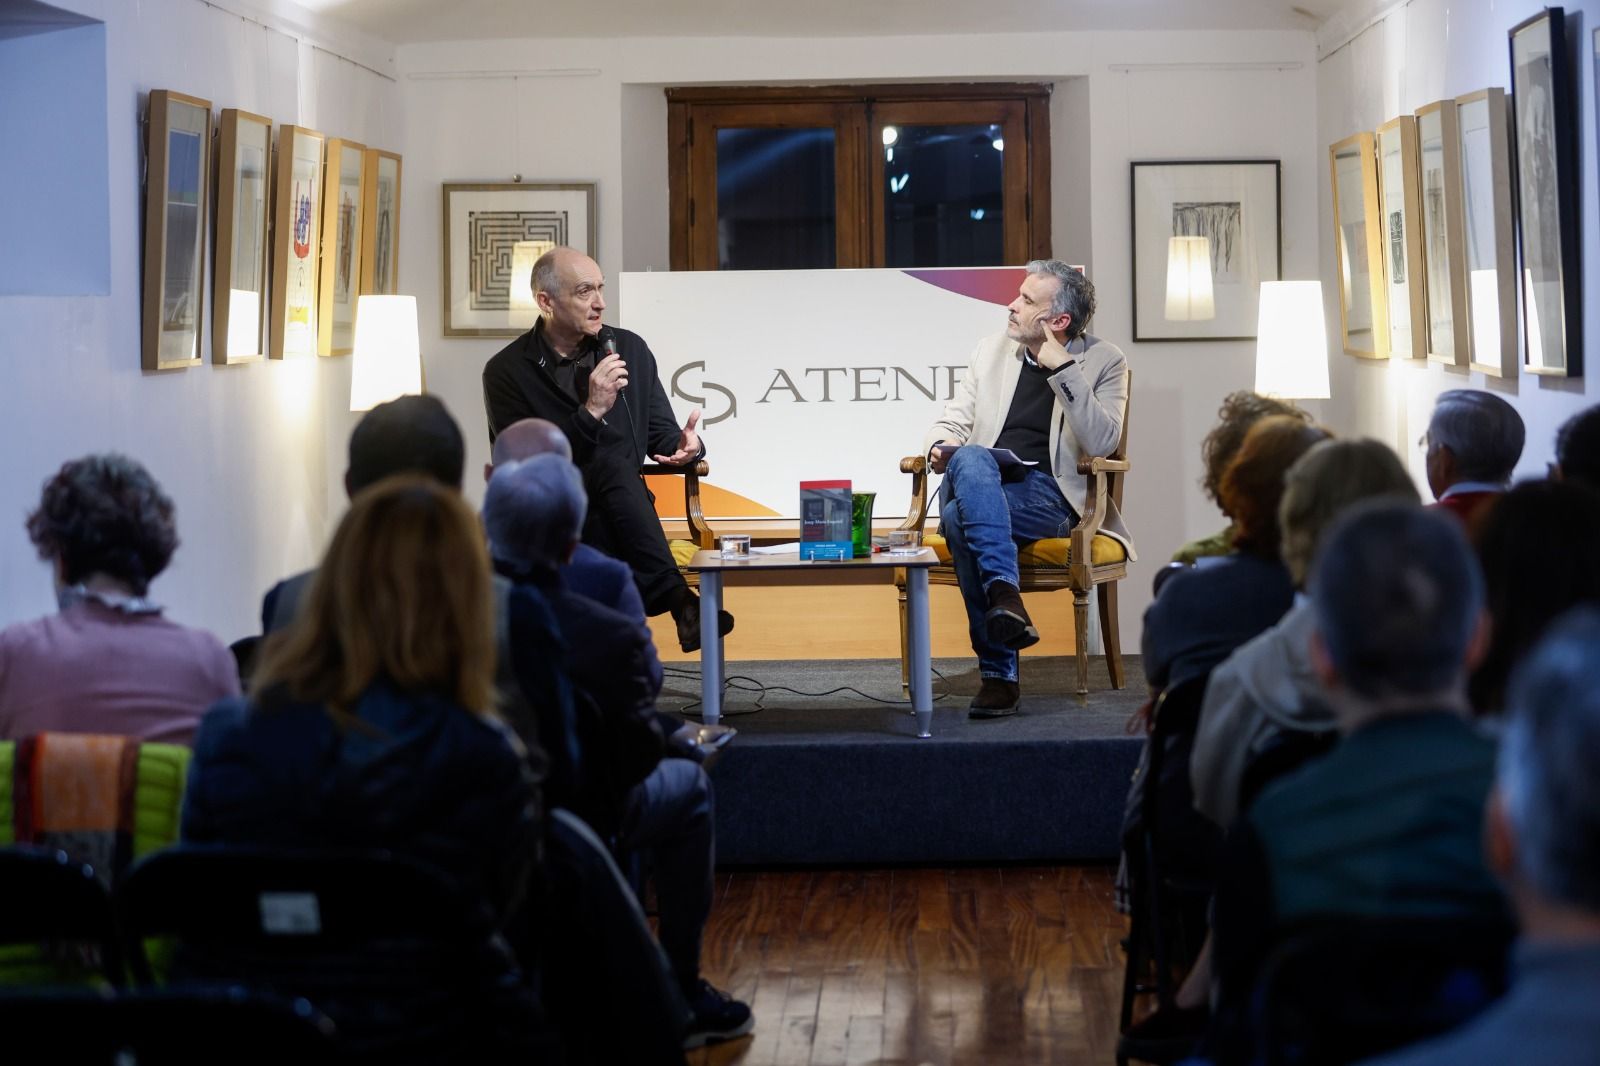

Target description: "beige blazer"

left=922, top=330, right=1135, bottom=557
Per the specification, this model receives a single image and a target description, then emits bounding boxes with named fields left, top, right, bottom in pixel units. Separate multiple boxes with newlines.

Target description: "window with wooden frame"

left=667, top=84, right=1052, bottom=271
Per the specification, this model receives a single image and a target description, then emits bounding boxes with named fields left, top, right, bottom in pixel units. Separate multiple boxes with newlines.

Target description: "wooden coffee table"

left=688, top=548, right=942, bottom=737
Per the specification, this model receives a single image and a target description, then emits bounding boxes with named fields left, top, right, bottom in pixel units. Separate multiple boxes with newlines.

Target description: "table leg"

left=699, top=572, right=723, bottom=726
left=906, top=568, right=933, bottom=738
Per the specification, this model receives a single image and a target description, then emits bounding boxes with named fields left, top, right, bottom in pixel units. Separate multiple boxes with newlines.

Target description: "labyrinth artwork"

left=443, top=182, right=596, bottom=337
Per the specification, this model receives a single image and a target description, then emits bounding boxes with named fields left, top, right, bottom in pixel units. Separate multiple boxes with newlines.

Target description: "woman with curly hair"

left=0, top=454, right=238, bottom=743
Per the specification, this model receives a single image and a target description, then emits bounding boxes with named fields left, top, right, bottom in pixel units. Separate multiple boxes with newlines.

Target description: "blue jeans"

left=940, top=448, right=1077, bottom=681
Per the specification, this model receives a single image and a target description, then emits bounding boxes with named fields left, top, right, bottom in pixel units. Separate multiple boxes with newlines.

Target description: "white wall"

left=1317, top=0, right=1599, bottom=486
left=399, top=29, right=1321, bottom=651
left=0, top=0, right=399, bottom=642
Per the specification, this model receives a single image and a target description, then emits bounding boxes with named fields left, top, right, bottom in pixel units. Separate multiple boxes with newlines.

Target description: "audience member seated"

left=1551, top=403, right=1600, bottom=489
left=183, top=476, right=547, bottom=1054
left=0, top=454, right=238, bottom=744
left=1360, top=607, right=1600, bottom=1066
left=1172, top=391, right=1311, bottom=565
left=482, top=455, right=753, bottom=1050
left=1192, top=439, right=1418, bottom=829
left=1142, top=415, right=1329, bottom=692
left=1422, top=389, right=1524, bottom=535
left=1211, top=503, right=1508, bottom=1055
left=1469, top=480, right=1600, bottom=715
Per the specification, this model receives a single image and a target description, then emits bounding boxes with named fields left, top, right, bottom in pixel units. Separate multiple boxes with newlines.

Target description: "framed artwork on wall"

left=141, top=90, right=212, bottom=371
left=1376, top=117, right=1427, bottom=362
left=269, top=125, right=325, bottom=359
left=442, top=181, right=598, bottom=338
left=213, top=109, right=271, bottom=365
left=1510, top=9, right=1582, bottom=377
left=1415, top=100, right=1470, bottom=367
left=1456, top=88, right=1519, bottom=378
left=318, top=138, right=366, bottom=357
left=1129, top=160, right=1281, bottom=341
left=1328, top=132, right=1388, bottom=359
left=361, top=149, right=402, bottom=295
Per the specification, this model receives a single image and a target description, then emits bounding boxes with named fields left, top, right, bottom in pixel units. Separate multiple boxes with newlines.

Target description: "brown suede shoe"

left=984, top=581, right=1040, bottom=651
left=968, top=678, right=1020, bottom=718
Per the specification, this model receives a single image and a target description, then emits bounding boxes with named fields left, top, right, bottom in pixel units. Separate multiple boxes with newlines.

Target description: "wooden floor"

left=685, top=865, right=1127, bottom=1066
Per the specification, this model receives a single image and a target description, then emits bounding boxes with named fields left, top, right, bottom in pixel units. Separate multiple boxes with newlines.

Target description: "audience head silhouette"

left=1470, top=480, right=1600, bottom=714
left=27, top=453, right=178, bottom=597
left=1310, top=502, right=1484, bottom=707
left=345, top=394, right=466, bottom=497
left=485, top=417, right=572, bottom=483
left=1424, top=389, right=1525, bottom=499
left=1217, top=414, right=1331, bottom=558
left=1554, top=403, right=1600, bottom=490
left=1495, top=606, right=1600, bottom=923
left=254, top=475, right=495, bottom=716
left=1200, top=391, right=1311, bottom=508
left=482, top=454, right=588, bottom=577
left=1278, top=438, right=1419, bottom=588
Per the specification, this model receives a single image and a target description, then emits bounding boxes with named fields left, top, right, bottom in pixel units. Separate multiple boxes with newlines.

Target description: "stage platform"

left=658, top=656, right=1147, bottom=866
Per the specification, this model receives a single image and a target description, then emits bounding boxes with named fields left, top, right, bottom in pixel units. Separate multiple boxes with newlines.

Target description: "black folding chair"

left=0, top=845, right=121, bottom=986
left=1118, top=674, right=1222, bottom=1063
left=1247, top=914, right=1513, bottom=1066
left=0, top=985, right=338, bottom=1064
left=116, top=846, right=547, bottom=1064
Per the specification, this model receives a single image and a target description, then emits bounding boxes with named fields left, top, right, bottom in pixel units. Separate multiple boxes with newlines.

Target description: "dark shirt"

left=1140, top=552, right=1296, bottom=691
left=992, top=356, right=1056, bottom=467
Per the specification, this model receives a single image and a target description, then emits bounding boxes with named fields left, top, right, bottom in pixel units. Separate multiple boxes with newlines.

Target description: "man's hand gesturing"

left=652, top=408, right=703, bottom=466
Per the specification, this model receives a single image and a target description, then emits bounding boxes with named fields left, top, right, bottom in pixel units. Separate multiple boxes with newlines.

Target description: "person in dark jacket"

left=184, top=476, right=547, bottom=1057
left=481, top=246, right=732, bottom=653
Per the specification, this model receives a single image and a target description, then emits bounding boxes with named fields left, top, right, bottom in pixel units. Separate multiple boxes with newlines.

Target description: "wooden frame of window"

left=667, top=83, right=1052, bottom=270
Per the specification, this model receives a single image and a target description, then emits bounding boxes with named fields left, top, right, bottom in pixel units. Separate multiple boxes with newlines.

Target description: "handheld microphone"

left=598, top=325, right=644, bottom=461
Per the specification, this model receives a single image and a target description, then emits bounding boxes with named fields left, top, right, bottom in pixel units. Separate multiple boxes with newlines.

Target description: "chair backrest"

left=0, top=846, right=120, bottom=986
left=1249, top=914, right=1514, bottom=1066
left=0, top=986, right=340, bottom=1064
left=1141, top=673, right=1221, bottom=885
left=1109, top=366, right=1132, bottom=511
left=117, top=846, right=542, bottom=1062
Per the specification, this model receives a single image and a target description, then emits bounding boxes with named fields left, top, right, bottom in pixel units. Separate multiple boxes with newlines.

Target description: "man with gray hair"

left=483, top=454, right=754, bottom=1050
left=923, top=260, right=1134, bottom=716
left=1423, top=388, right=1526, bottom=531
left=1361, top=607, right=1600, bottom=1066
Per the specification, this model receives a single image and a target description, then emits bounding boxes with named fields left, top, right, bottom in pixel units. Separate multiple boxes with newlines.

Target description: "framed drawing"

left=1415, top=100, right=1470, bottom=367
left=1129, top=160, right=1281, bottom=341
left=141, top=90, right=211, bottom=370
left=213, top=109, right=271, bottom=365
left=442, top=181, right=597, bottom=337
left=1511, top=9, right=1582, bottom=377
left=1328, top=133, right=1388, bottom=359
left=269, top=125, right=325, bottom=359
left=361, top=149, right=402, bottom=295
left=1376, top=117, right=1428, bottom=362
left=1456, top=88, right=1518, bottom=378
left=318, top=138, right=366, bottom=356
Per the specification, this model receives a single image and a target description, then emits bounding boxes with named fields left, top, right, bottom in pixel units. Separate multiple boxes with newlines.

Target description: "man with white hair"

left=922, top=260, right=1134, bottom=716
left=483, top=455, right=753, bottom=1050
left=1423, top=388, right=1526, bottom=531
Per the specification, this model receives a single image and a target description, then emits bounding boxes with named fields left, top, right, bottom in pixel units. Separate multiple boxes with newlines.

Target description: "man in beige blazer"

left=923, top=260, right=1134, bottom=716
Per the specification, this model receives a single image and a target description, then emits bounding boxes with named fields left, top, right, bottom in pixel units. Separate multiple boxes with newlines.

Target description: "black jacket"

left=482, top=319, right=695, bottom=468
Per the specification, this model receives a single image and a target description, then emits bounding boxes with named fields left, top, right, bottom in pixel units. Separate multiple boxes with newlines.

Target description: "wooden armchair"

left=893, top=376, right=1133, bottom=696
left=641, top=459, right=716, bottom=587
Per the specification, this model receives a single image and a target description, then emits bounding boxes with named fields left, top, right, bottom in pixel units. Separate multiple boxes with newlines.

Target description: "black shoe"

left=984, top=581, right=1039, bottom=651
left=674, top=595, right=734, bottom=653
left=968, top=678, right=1020, bottom=718
left=682, top=979, right=754, bottom=1049
left=1116, top=1004, right=1207, bottom=1064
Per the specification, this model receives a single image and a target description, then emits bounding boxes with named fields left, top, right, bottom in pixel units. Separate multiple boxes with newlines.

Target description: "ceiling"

left=300, top=0, right=1352, bottom=45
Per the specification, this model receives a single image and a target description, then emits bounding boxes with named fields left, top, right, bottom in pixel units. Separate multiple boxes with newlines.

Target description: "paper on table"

left=932, top=444, right=1038, bottom=470
left=749, top=542, right=801, bottom=555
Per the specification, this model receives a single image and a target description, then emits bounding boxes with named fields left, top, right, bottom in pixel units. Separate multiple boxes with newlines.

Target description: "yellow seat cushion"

left=924, top=532, right=1127, bottom=568
left=669, top=539, right=700, bottom=567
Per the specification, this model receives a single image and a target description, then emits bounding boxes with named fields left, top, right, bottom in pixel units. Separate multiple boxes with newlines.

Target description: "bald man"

left=483, top=247, right=731, bottom=653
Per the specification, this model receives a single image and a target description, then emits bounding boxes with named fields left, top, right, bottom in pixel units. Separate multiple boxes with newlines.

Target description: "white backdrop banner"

left=619, top=267, right=1030, bottom=519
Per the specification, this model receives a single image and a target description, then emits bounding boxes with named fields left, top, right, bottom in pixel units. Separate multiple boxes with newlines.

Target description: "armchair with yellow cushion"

left=893, top=389, right=1133, bottom=697
left=641, top=459, right=717, bottom=582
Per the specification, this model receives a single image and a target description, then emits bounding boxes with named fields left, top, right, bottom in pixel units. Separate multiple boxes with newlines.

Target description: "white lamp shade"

left=350, top=295, right=423, bottom=412
left=1164, top=236, right=1215, bottom=321
left=1255, top=280, right=1331, bottom=400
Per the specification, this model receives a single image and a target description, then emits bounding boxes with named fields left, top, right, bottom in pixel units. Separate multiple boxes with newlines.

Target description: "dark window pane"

left=882, top=124, right=1004, bottom=267
left=715, top=127, right=836, bottom=269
